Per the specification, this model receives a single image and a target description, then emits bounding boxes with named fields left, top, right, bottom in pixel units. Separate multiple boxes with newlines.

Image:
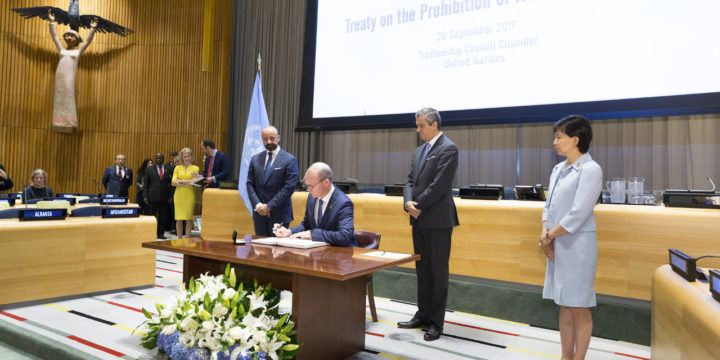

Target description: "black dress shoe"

left=424, top=324, right=442, bottom=341
left=397, top=317, right=430, bottom=329
left=157, top=235, right=166, bottom=240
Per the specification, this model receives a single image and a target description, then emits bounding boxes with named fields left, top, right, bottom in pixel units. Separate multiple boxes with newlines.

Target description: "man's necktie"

left=419, top=142, right=430, bottom=168
left=264, top=152, right=273, bottom=178
left=205, top=155, right=214, bottom=187
left=317, top=199, right=324, bottom=226
left=117, top=167, right=122, bottom=179
left=159, top=166, right=163, bottom=179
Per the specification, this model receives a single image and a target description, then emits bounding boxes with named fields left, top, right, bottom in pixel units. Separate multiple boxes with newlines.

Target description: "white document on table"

left=235, top=237, right=328, bottom=249
left=363, top=251, right=411, bottom=260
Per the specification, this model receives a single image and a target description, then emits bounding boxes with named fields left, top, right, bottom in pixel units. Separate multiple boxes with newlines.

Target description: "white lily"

left=247, top=292, right=268, bottom=312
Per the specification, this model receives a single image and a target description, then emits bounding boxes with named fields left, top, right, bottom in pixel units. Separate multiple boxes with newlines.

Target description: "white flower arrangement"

left=137, top=264, right=299, bottom=360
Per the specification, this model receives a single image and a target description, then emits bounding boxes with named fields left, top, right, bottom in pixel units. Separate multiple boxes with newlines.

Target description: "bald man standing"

left=246, top=126, right=299, bottom=236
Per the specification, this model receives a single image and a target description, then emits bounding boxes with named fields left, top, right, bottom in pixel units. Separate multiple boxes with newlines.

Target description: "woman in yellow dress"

left=171, top=147, right=200, bottom=238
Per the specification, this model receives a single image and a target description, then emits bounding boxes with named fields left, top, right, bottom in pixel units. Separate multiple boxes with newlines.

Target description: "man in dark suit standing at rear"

left=397, top=107, right=459, bottom=341
left=143, top=153, right=173, bottom=239
left=102, top=154, right=133, bottom=197
left=246, top=126, right=299, bottom=236
left=201, top=139, right=230, bottom=188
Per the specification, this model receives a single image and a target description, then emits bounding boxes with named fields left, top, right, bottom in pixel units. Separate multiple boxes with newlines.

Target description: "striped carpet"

left=0, top=250, right=650, bottom=360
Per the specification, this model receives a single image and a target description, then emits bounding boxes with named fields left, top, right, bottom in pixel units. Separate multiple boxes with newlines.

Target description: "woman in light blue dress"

left=539, top=115, right=602, bottom=360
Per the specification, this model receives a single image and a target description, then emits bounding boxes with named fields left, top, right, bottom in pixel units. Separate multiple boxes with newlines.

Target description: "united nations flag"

left=238, top=71, right=269, bottom=214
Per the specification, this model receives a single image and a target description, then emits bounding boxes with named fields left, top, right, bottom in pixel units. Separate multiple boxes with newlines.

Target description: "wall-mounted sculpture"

left=12, top=0, right=133, bottom=133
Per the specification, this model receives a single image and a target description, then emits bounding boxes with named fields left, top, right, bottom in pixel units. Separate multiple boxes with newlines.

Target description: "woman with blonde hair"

left=171, top=148, right=200, bottom=238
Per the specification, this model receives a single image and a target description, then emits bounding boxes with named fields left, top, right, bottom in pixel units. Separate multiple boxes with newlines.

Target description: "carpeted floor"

left=0, top=250, right=650, bottom=360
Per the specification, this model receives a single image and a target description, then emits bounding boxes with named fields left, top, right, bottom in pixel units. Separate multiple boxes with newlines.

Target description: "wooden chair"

left=354, top=230, right=381, bottom=322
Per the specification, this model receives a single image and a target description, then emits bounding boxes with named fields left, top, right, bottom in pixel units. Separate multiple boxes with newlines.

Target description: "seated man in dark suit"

left=273, top=162, right=356, bottom=247
left=101, top=154, right=133, bottom=197
left=201, top=139, right=231, bottom=188
left=0, top=164, right=13, bottom=191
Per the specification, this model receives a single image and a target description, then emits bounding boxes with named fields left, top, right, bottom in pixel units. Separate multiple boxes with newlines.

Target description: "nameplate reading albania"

left=19, top=209, right=68, bottom=221
left=101, top=208, right=139, bottom=218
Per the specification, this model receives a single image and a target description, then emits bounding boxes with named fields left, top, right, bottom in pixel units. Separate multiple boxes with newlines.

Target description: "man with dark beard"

left=246, top=126, right=299, bottom=236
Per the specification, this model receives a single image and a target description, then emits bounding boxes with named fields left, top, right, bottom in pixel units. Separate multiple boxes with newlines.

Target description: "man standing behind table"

left=201, top=139, right=230, bottom=188
left=273, top=162, right=356, bottom=247
left=397, top=107, right=459, bottom=341
left=144, top=153, right=173, bottom=239
left=102, top=154, right=133, bottom=197
left=246, top=126, right=299, bottom=236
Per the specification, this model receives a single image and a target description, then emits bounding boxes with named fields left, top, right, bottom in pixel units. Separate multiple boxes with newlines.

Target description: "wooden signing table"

left=651, top=265, right=720, bottom=360
left=200, top=189, right=720, bottom=301
left=142, top=238, right=418, bottom=360
left=0, top=215, right=156, bottom=306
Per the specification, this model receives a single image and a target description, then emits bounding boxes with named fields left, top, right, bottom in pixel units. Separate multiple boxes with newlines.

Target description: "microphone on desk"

left=92, top=179, right=102, bottom=195
left=232, top=230, right=238, bottom=244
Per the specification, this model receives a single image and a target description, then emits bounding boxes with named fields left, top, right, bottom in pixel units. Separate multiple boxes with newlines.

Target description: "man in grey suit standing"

left=397, top=107, right=459, bottom=341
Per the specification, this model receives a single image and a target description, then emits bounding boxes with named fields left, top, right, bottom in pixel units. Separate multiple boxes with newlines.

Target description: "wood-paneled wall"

left=1, top=0, right=232, bottom=200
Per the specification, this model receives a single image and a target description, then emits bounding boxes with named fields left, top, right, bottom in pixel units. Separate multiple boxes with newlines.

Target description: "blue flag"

left=238, top=72, right=270, bottom=214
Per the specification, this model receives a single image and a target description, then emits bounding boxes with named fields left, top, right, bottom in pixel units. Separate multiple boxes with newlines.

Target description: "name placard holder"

left=43, top=197, right=76, bottom=205
left=19, top=209, right=68, bottom=221
left=710, top=270, right=720, bottom=303
left=669, top=248, right=697, bottom=282
left=100, top=197, right=128, bottom=205
left=101, top=207, right=139, bottom=218
left=0, top=193, right=22, bottom=199
left=0, top=198, right=16, bottom=206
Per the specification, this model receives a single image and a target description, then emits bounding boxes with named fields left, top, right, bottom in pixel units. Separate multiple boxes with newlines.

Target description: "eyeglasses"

left=304, top=178, right=326, bottom=189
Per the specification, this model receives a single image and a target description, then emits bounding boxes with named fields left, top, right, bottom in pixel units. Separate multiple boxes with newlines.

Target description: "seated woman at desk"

left=23, top=169, right=54, bottom=201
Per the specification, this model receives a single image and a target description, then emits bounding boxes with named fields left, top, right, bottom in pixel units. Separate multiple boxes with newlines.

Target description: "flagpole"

left=238, top=53, right=270, bottom=215
left=257, top=53, right=262, bottom=81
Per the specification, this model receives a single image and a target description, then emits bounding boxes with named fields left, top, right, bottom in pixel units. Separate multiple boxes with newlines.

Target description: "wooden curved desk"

left=0, top=214, right=156, bottom=306
left=651, top=265, right=720, bottom=359
left=200, top=189, right=720, bottom=300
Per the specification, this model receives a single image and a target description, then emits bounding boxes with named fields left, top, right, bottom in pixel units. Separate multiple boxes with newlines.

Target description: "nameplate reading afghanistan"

left=101, top=207, right=139, bottom=218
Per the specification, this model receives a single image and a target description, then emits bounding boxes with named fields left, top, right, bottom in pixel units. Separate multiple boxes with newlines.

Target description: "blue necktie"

left=419, top=142, right=430, bottom=168
left=317, top=199, right=324, bottom=226
left=264, top=152, right=273, bottom=178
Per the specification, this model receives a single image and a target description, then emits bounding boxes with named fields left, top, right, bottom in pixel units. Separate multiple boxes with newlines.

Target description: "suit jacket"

left=246, top=148, right=299, bottom=224
left=0, top=164, right=12, bottom=191
left=290, top=187, right=357, bottom=247
left=203, top=150, right=230, bottom=188
left=143, top=163, right=173, bottom=203
left=404, top=133, right=459, bottom=229
left=102, top=166, right=133, bottom=197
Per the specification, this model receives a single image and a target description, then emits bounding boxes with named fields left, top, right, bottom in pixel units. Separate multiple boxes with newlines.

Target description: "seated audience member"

left=23, top=169, right=53, bottom=201
left=0, top=164, right=13, bottom=191
left=273, top=162, right=356, bottom=247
